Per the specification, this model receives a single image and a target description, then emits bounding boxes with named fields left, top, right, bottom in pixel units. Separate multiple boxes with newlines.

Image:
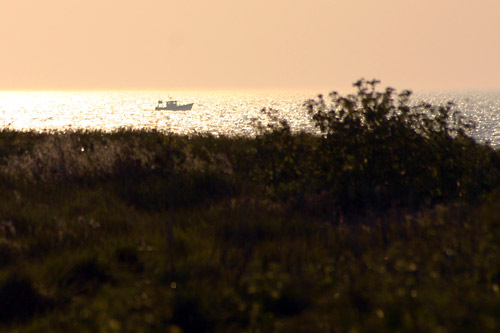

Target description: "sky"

left=1, top=0, right=499, bottom=91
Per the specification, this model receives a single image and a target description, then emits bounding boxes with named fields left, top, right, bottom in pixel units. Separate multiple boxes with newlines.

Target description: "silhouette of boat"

left=155, top=100, right=194, bottom=111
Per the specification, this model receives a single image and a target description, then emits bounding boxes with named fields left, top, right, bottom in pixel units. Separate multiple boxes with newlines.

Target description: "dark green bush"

left=308, top=80, right=500, bottom=213
left=254, top=79, right=500, bottom=218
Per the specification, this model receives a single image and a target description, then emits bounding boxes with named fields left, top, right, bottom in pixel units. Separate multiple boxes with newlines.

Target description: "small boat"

left=155, top=100, right=194, bottom=111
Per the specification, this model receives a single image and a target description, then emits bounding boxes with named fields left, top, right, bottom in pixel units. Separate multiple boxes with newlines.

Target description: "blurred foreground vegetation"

left=2, top=80, right=500, bottom=331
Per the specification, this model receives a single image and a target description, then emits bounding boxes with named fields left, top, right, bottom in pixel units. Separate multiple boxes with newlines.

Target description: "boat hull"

left=155, top=103, right=193, bottom=111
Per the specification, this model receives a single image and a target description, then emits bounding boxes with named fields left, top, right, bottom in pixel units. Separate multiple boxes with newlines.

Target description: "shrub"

left=255, top=79, right=500, bottom=218
left=306, top=80, right=500, bottom=213
left=251, top=108, right=316, bottom=201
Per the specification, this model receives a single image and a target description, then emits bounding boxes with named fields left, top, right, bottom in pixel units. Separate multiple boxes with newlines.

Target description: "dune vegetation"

left=2, top=80, right=500, bottom=332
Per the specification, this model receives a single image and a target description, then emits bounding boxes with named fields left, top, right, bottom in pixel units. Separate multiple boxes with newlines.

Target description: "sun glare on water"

left=1, top=90, right=499, bottom=144
left=0, top=90, right=315, bottom=135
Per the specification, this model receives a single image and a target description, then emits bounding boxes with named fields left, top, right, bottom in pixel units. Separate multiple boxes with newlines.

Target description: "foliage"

left=254, top=79, right=500, bottom=218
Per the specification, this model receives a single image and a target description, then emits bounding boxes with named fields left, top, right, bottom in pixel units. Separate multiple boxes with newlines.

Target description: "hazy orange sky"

left=1, top=0, right=499, bottom=91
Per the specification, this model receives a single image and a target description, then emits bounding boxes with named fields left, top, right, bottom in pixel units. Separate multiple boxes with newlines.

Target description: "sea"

left=1, top=90, right=500, bottom=146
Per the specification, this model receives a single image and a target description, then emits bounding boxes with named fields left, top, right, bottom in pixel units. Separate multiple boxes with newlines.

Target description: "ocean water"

left=0, top=90, right=315, bottom=136
left=416, top=91, right=500, bottom=146
left=1, top=89, right=500, bottom=145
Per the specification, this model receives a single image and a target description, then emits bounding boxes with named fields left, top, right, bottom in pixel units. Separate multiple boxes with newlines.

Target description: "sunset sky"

left=1, top=0, right=499, bottom=91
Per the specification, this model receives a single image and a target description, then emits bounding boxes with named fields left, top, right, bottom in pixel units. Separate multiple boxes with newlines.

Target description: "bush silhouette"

left=255, top=79, right=500, bottom=218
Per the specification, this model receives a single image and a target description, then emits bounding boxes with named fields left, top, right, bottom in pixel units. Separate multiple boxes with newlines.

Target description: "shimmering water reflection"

left=416, top=91, right=500, bottom=146
left=1, top=90, right=500, bottom=145
left=0, top=90, right=316, bottom=136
